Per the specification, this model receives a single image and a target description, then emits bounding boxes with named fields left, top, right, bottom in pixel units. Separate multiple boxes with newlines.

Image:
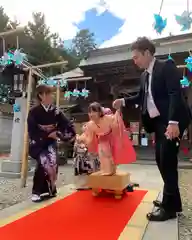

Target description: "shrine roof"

left=51, top=68, right=92, bottom=82
left=79, top=33, right=192, bottom=67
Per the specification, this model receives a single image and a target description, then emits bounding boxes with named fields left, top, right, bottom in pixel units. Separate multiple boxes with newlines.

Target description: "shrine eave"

left=79, top=33, right=192, bottom=68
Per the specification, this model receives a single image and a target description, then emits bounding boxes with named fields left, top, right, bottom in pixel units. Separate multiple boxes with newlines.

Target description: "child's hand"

left=76, top=134, right=81, bottom=143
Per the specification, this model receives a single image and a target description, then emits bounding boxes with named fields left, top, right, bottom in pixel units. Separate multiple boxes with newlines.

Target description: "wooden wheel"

left=123, top=188, right=127, bottom=194
left=92, top=189, right=99, bottom=197
left=114, top=194, right=122, bottom=199
left=114, top=190, right=123, bottom=199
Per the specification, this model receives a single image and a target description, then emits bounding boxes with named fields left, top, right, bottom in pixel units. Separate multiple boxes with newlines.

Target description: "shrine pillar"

left=0, top=97, right=32, bottom=178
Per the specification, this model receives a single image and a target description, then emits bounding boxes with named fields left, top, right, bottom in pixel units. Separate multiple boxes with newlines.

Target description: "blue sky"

left=1, top=0, right=191, bottom=48
left=75, top=8, right=125, bottom=45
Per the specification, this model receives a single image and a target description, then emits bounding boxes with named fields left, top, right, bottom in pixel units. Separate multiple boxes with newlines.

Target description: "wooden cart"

left=87, top=170, right=131, bottom=199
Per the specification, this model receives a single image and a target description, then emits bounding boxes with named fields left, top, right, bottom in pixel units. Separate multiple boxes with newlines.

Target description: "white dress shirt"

left=146, top=58, right=160, bottom=118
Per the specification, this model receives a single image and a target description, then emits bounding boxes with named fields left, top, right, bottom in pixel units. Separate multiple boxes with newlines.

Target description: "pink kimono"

left=82, top=111, right=136, bottom=175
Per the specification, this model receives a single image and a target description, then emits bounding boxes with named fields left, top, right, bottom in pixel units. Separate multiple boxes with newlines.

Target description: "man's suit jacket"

left=124, top=59, right=191, bottom=133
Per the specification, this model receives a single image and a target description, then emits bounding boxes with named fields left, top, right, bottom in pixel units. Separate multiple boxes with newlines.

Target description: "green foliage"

left=0, top=84, right=11, bottom=103
left=0, top=6, right=97, bottom=103
left=72, top=29, right=97, bottom=59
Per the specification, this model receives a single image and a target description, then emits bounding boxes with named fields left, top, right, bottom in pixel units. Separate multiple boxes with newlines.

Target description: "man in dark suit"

left=113, top=37, right=191, bottom=221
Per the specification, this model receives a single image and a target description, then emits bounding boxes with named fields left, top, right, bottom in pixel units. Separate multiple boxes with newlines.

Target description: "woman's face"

left=88, top=111, right=100, bottom=121
left=40, top=93, right=53, bottom=105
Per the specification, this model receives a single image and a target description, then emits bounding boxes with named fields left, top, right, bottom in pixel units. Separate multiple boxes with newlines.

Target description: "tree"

left=26, top=12, right=57, bottom=65
left=0, top=8, right=80, bottom=78
left=0, top=6, right=9, bottom=32
left=25, top=12, right=78, bottom=74
left=72, top=29, right=97, bottom=59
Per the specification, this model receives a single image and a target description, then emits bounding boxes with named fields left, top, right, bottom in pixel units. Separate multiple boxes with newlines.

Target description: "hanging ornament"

left=60, top=78, right=67, bottom=87
left=175, top=0, right=192, bottom=31
left=37, top=78, right=68, bottom=88
left=0, top=49, right=27, bottom=67
left=72, top=89, right=80, bottom=97
left=180, top=76, right=190, bottom=88
left=167, top=49, right=173, bottom=61
left=153, top=0, right=167, bottom=34
left=13, top=49, right=27, bottom=65
left=64, top=91, right=71, bottom=100
left=13, top=103, right=21, bottom=112
left=80, top=88, right=89, bottom=98
left=153, top=14, right=167, bottom=34
left=168, top=55, right=173, bottom=61
left=46, top=79, right=56, bottom=86
left=185, top=54, right=192, bottom=72
left=175, top=11, right=192, bottom=31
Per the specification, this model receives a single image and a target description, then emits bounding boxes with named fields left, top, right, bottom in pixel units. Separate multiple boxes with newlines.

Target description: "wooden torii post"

left=21, top=60, right=68, bottom=188
left=0, top=27, right=24, bottom=53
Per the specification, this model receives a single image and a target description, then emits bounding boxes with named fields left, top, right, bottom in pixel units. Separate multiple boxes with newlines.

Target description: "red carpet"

left=0, top=190, right=147, bottom=240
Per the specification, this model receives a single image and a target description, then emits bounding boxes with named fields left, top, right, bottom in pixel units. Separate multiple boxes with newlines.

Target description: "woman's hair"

left=36, top=85, right=52, bottom=101
left=88, top=102, right=104, bottom=117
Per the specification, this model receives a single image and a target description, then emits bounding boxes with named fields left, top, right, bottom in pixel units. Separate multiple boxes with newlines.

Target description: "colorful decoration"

left=0, top=49, right=27, bottom=66
left=81, top=88, right=89, bottom=98
left=38, top=78, right=68, bottom=87
left=153, top=0, right=167, bottom=34
left=64, top=88, right=89, bottom=99
left=13, top=103, right=21, bottom=112
left=0, top=84, right=11, bottom=103
left=72, top=89, right=80, bottom=97
left=175, top=11, right=192, bottom=31
left=168, top=54, right=173, bottom=61
left=180, top=76, right=190, bottom=88
left=153, top=14, right=167, bottom=34
left=64, top=91, right=71, bottom=100
left=38, top=78, right=90, bottom=99
left=185, top=56, right=192, bottom=72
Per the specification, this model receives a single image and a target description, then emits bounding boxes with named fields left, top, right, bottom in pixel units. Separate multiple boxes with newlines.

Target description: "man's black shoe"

left=146, top=208, right=177, bottom=222
left=153, top=200, right=162, bottom=208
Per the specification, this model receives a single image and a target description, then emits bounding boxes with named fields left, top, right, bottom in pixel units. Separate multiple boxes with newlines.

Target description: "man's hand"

left=48, top=131, right=58, bottom=140
left=165, top=123, right=180, bottom=140
left=113, top=99, right=124, bottom=110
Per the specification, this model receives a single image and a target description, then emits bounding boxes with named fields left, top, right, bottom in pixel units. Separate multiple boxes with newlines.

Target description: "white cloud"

left=0, top=0, right=191, bottom=48
left=0, top=0, right=100, bottom=39
left=101, top=0, right=192, bottom=47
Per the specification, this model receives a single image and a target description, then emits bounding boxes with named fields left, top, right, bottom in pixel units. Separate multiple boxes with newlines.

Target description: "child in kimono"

left=73, top=124, right=99, bottom=190
left=77, top=102, right=136, bottom=176
left=27, top=85, right=76, bottom=202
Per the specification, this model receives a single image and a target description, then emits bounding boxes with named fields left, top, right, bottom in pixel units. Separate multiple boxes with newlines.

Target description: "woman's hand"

left=48, top=131, right=58, bottom=140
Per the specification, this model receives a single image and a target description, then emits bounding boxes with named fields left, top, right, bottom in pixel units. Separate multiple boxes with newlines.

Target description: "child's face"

left=80, top=142, right=85, bottom=148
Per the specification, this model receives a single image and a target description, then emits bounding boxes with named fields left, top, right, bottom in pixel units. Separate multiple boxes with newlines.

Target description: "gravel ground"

left=0, top=164, right=74, bottom=210
left=178, top=169, right=192, bottom=240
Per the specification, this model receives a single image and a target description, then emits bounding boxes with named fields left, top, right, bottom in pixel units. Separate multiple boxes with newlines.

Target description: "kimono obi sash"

left=38, top=124, right=57, bottom=133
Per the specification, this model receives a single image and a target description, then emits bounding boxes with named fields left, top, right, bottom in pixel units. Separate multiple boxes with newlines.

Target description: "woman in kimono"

left=28, top=85, right=76, bottom=202
left=77, top=102, right=136, bottom=176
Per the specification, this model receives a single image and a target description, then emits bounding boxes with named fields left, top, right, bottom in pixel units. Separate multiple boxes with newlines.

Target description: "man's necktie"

left=142, top=71, right=149, bottom=114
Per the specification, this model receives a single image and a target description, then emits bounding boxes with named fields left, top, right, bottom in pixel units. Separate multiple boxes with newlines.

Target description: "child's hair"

left=88, top=102, right=104, bottom=117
